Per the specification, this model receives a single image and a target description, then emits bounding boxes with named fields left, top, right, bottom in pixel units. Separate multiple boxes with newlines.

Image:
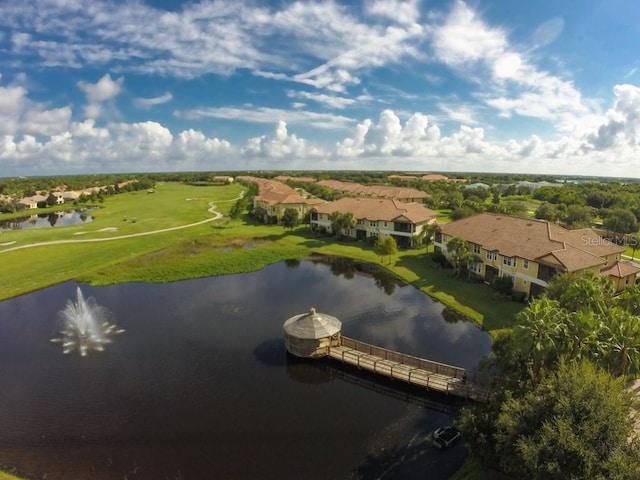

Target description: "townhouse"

left=435, top=212, right=639, bottom=297
left=237, top=176, right=324, bottom=224
left=315, top=180, right=429, bottom=204
left=310, top=197, right=438, bottom=248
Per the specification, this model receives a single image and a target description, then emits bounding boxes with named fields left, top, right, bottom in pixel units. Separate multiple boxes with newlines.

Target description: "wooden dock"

left=327, top=336, right=494, bottom=402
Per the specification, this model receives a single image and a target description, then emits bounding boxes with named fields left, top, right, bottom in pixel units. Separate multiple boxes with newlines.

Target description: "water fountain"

left=51, top=287, right=124, bottom=356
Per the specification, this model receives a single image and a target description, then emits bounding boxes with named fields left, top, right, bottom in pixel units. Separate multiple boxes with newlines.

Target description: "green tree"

left=281, top=208, right=299, bottom=230
left=628, top=232, right=639, bottom=261
left=329, top=211, right=356, bottom=240
left=383, top=236, right=397, bottom=264
left=373, top=236, right=398, bottom=264
left=418, top=222, right=437, bottom=252
left=535, top=202, right=561, bottom=222
left=491, top=360, right=640, bottom=480
left=514, top=296, right=566, bottom=381
left=602, top=208, right=639, bottom=237
left=446, top=236, right=473, bottom=277
left=563, top=204, right=594, bottom=228
left=606, top=307, right=640, bottom=377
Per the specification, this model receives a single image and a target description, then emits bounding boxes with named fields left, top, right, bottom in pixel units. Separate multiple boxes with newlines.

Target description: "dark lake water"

left=0, top=210, right=93, bottom=230
left=0, top=257, right=492, bottom=480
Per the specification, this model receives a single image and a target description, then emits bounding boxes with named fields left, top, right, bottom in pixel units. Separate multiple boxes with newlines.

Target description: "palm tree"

left=604, top=307, right=640, bottom=378
left=446, top=236, right=471, bottom=278
left=564, top=309, right=606, bottom=362
left=514, top=297, right=566, bottom=382
left=616, top=282, right=640, bottom=315
left=419, top=222, right=438, bottom=252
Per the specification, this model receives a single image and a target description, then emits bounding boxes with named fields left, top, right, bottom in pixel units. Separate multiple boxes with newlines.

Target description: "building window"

left=503, top=256, right=516, bottom=267
left=486, top=250, right=497, bottom=260
left=523, top=259, right=529, bottom=269
left=473, top=244, right=481, bottom=254
left=370, top=221, right=377, bottom=227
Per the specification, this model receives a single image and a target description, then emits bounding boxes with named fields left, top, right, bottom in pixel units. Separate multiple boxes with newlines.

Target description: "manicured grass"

left=0, top=183, right=244, bottom=300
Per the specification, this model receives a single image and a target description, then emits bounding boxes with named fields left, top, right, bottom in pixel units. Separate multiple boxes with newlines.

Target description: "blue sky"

left=1, top=0, right=639, bottom=177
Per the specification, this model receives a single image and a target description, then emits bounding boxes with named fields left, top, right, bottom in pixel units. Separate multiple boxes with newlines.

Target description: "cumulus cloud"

left=77, top=73, right=123, bottom=119
left=243, top=121, right=325, bottom=161
left=584, top=84, right=640, bottom=151
left=78, top=74, right=123, bottom=103
left=0, top=82, right=71, bottom=136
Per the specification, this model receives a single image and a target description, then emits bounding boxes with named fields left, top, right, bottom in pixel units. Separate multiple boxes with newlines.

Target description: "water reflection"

left=0, top=259, right=491, bottom=480
left=0, top=209, right=94, bottom=230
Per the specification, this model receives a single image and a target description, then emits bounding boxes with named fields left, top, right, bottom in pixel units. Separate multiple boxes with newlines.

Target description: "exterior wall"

left=311, top=213, right=434, bottom=246
left=284, top=333, right=341, bottom=358
left=254, top=200, right=312, bottom=222
left=435, top=238, right=548, bottom=297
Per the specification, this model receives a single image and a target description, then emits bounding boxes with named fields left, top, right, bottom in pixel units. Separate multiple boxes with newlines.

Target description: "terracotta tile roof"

left=548, top=226, right=624, bottom=257
left=600, top=261, right=640, bottom=278
left=238, top=176, right=322, bottom=207
left=421, top=174, right=449, bottom=181
left=388, top=174, right=419, bottom=180
left=438, top=212, right=625, bottom=273
left=313, top=197, right=437, bottom=224
left=274, top=175, right=316, bottom=183
left=316, top=180, right=428, bottom=200
left=546, top=246, right=606, bottom=271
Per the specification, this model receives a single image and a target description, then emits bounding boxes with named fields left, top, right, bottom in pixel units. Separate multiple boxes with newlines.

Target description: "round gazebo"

left=283, top=307, right=342, bottom=358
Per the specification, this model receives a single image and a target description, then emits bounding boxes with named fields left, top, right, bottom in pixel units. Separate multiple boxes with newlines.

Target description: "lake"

left=0, top=257, right=492, bottom=479
left=0, top=210, right=94, bottom=231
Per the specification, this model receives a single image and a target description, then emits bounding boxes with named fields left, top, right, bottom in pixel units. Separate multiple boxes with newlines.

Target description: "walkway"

left=328, top=336, right=494, bottom=402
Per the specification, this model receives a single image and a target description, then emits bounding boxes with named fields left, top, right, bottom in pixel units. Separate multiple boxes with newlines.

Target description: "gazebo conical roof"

left=283, top=307, right=342, bottom=340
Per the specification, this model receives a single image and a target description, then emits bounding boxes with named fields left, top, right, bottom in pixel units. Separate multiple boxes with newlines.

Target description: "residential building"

left=316, top=180, right=429, bottom=203
left=238, top=176, right=324, bottom=224
left=19, top=194, right=47, bottom=209
left=310, top=197, right=437, bottom=248
left=435, top=213, right=639, bottom=296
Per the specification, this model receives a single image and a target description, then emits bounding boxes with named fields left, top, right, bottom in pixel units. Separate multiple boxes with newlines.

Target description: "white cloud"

left=430, top=1, right=507, bottom=67
left=365, top=0, right=421, bottom=25
left=175, top=105, right=354, bottom=130
left=78, top=73, right=124, bottom=119
left=23, top=107, right=73, bottom=136
left=287, top=90, right=357, bottom=109
left=430, top=1, right=591, bottom=134
left=77, top=73, right=123, bottom=103
left=133, top=92, right=173, bottom=109
left=0, top=82, right=72, bottom=136
left=583, top=84, right=640, bottom=151
left=243, top=121, right=325, bottom=160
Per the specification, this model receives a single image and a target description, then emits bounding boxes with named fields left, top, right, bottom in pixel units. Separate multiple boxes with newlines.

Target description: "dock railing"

left=338, top=336, right=495, bottom=398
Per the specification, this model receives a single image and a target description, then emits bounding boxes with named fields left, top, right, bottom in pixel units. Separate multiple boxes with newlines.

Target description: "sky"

left=1, top=0, right=639, bottom=178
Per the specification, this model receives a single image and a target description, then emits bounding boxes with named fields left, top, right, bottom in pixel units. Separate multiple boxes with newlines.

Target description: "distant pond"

left=0, top=257, right=492, bottom=480
left=0, top=209, right=94, bottom=230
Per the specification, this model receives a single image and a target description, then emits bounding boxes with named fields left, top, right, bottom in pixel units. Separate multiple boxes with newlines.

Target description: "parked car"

left=431, top=425, right=461, bottom=449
